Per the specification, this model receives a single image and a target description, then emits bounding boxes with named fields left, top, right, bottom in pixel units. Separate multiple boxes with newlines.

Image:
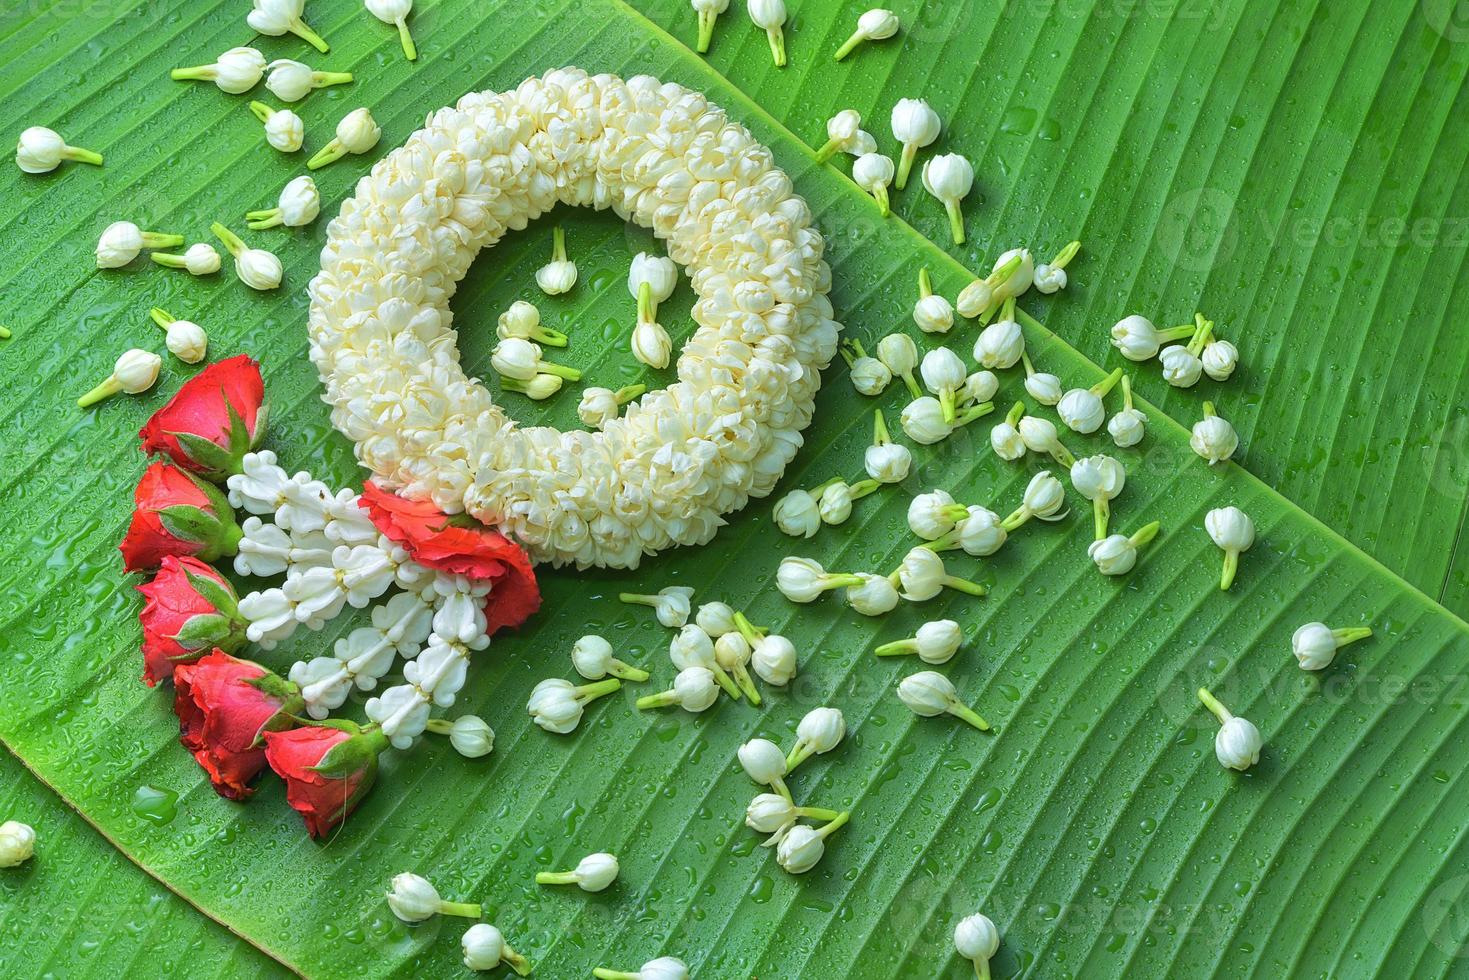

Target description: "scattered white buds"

left=151, top=241, right=221, bottom=275
left=386, top=872, right=481, bottom=922
left=148, top=307, right=208, bottom=364
left=955, top=913, right=1001, bottom=980
left=1162, top=315, right=1214, bottom=387
left=248, top=0, right=330, bottom=54
left=738, top=738, right=791, bottom=798
left=462, top=923, right=531, bottom=975
left=913, top=267, right=955, bottom=334
left=307, top=107, right=380, bottom=169
left=248, top=100, right=304, bottom=152
left=1292, top=622, right=1372, bottom=671
left=1202, top=338, right=1239, bottom=381
left=1070, top=454, right=1126, bottom=539
left=636, top=666, right=720, bottom=712
left=77, top=348, right=161, bottom=408
left=877, top=332, right=921, bottom=398
left=265, top=59, right=353, bottom=102
left=1057, top=367, right=1122, bottom=435
left=775, top=811, right=849, bottom=874
left=891, top=97, right=940, bottom=190
left=865, top=408, right=912, bottom=484
left=875, top=619, right=962, bottom=664
left=692, top=0, right=732, bottom=54
left=786, top=706, right=845, bottom=770
left=366, top=0, right=417, bottom=60
left=536, top=851, right=619, bottom=892
left=1110, top=314, right=1194, bottom=361
left=714, top=630, right=762, bottom=703
left=747, top=0, right=788, bottom=66
left=170, top=46, right=266, bottom=94
left=1033, top=240, right=1080, bottom=294
left=1108, top=375, right=1146, bottom=448
left=619, top=586, right=695, bottom=627
left=211, top=222, right=281, bottom=290
left=246, top=174, right=320, bottom=231
left=536, top=226, right=577, bottom=294
left=1204, top=506, right=1254, bottom=589
left=897, top=671, right=990, bottom=730
left=1198, top=687, right=1261, bottom=771
left=835, top=8, right=899, bottom=60
left=0, top=820, right=35, bottom=867
left=922, top=153, right=974, bottom=245
left=527, top=677, right=623, bottom=734
left=853, top=152, right=894, bottom=215
left=892, top=546, right=987, bottom=600
left=956, top=251, right=1025, bottom=320
left=16, top=126, right=103, bottom=174
left=592, top=956, right=689, bottom=980
left=96, top=220, right=184, bottom=268
left=578, top=384, right=645, bottom=429
left=572, top=634, right=651, bottom=682
left=1087, top=520, right=1160, bottom=576
left=1190, top=401, right=1238, bottom=465
left=669, top=623, right=740, bottom=699
left=745, top=793, right=842, bottom=840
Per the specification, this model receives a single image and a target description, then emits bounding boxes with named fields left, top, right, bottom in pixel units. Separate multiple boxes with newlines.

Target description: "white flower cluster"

left=307, top=69, right=838, bottom=570
left=630, top=595, right=798, bottom=709
left=738, top=708, right=849, bottom=874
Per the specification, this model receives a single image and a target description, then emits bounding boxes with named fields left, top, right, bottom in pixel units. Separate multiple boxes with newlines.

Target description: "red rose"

left=119, top=461, right=242, bottom=573
left=173, top=651, right=302, bottom=800
left=264, top=725, right=385, bottom=838
left=136, top=556, right=247, bottom=686
left=139, top=355, right=267, bottom=481
left=359, top=482, right=540, bottom=633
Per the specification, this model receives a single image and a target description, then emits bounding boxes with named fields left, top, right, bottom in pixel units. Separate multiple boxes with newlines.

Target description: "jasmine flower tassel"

left=1198, top=687, right=1262, bottom=771
left=536, top=852, right=619, bottom=892
left=16, top=126, right=103, bottom=173
left=747, top=0, right=787, bottom=66
left=170, top=46, right=266, bottom=94
left=1087, top=520, right=1160, bottom=576
left=266, top=59, right=353, bottom=102
left=571, top=634, right=650, bottom=682
left=386, top=872, right=481, bottom=922
left=462, top=924, right=531, bottom=975
left=307, top=107, right=380, bottom=169
left=365, top=0, right=416, bottom=60
left=898, top=671, right=990, bottom=730
left=1205, top=506, right=1254, bottom=590
left=593, top=957, right=689, bottom=980
left=1292, top=622, right=1372, bottom=671
left=150, top=242, right=221, bottom=275
left=246, top=175, right=320, bottom=229
left=96, top=221, right=184, bottom=268
left=693, top=0, right=730, bottom=53
left=1107, top=374, right=1147, bottom=448
left=536, top=226, right=577, bottom=294
left=874, top=619, right=962, bottom=665
left=785, top=707, right=845, bottom=770
left=211, top=222, right=282, bottom=290
left=149, top=307, right=208, bottom=364
left=619, top=586, right=694, bottom=627
left=834, top=8, right=899, bottom=60
left=248, top=101, right=304, bottom=153
left=1033, top=240, right=1080, bottom=293
left=248, top=0, right=330, bottom=53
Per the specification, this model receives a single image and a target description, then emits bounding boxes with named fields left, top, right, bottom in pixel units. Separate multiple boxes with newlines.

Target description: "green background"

left=2, top=0, right=1468, bottom=976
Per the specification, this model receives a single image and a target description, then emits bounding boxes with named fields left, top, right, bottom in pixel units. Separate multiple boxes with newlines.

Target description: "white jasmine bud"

left=536, top=226, right=577, bottom=295
left=1070, top=454, right=1126, bottom=538
left=211, top=222, right=281, bottom=290
left=955, top=913, right=1001, bottom=978
left=921, top=346, right=966, bottom=424
left=745, top=793, right=842, bottom=840
left=865, top=408, right=911, bottom=483
left=572, top=634, right=650, bottom=682
left=246, top=174, right=319, bottom=230
left=990, top=402, right=1026, bottom=461
left=1057, top=367, right=1122, bottom=435
left=248, top=101, right=303, bottom=152
left=447, top=715, right=494, bottom=757
left=844, top=337, right=893, bottom=395
left=1001, top=470, right=1068, bottom=531
left=1160, top=344, right=1202, bottom=387
left=901, top=396, right=952, bottom=445
left=366, top=0, right=417, bottom=60
left=875, top=618, right=962, bottom=664
left=631, top=320, right=673, bottom=369
left=1190, top=401, right=1238, bottom=465
left=696, top=601, right=738, bottom=637
left=835, top=7, right=899, bottom=59
left=922, top=153, right=973, bottom=245
left=537, top=851, right=618, bottom=892
left=778, top=557, right=861, bottom=603
left=577, top=384, right=644, bottom=428
left=307, top=107, right=380, bottom=169
left=1292, top=622, right=1372, bottom=671
left=747, top=0, right=788, bottom=66
left=500, top=373, right=563, bottom=400
left=776, top=811, right=850, bottom=874
left=668, top=623, right=739, bottom=698
left=908, top=488, right=961, bottom=540
left=77, top=348, right=161, bottom=408
left=990, top=248, right=1035, bottom=300
left=491, top=337, right=580, bottom=382
left=814, top=109, right=864, bottom=163
left=170, top=46, right=266, bottom=94
left=692, top=0, right=732, bottom=54
left=751, top=633, right=797, bottom=686
left=1017, top=414, right=1075, bottom=467
left=1107, top=375, right=1146, bottom=448
left=773, top=487, right=824, bottom=538
left=1087, top=521, right=1160, bottom=576
left=784, top=706, right=845, bottom=772
left=1202, top=338, right=1239, bottom=381
left=818, top=481, right=854, bottom=525
left=852, top=152, right=894, bottom=215
left=891, top=97, right=940, bottom=189
left=713, top=631, right=761, bottom=703
left=637, top=665, right=719, bottom=712
left=16, top=126, right=103, bottom=173
left=893, top=546, right=986, bottom=600
left=1021, top=351, right=1061, bottom=405
left=265, top=59, right=352, bottom=102
left=528, top=677, right=622, bottom=733
left=629, top=252, right=677, bottom=316
left=898, top=671, right=990, bottom=730
left=1110, top=314, right=1194, bottom=361
left=462, top=923, right=531, bottom=974
left=592, top=956, right=689, bottom=980
left=913, top=268, right=955, bottom=334
left=498, top=300, right=568, bottom=347
left=0, top=820, right=35, bottom=867
left=151, top=242, right=221, bottom=275
left=619, top=586, right=695, bottom=627
left=877, top=332, right=921, bottom=398
left=973, top=311, right=1024, bottom=370
left=1198, top=688, right=1261, bottom=771
left=248, top=0, right=330, bottom=54
left=1205, top=506, right=1254, bottom=589
left=845, top=572, right=900, bottom=616
left=386, top=872, right=481, bottom=922
left=96, top=220, right=184, bottom=268
left=148, top=307, right=208, bottom=364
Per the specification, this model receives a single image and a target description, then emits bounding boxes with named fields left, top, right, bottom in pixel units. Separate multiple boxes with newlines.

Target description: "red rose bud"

left=264, top=723, right=386, bottom=838
left=136, top=556, right=247, bottom=686
left=173, top=651, right=303, bottom=800
left=360, top=482, right=540, bottom=632
left=120, top=461, right=242, bottom=573
left=139, top=355, right=267, bottom=481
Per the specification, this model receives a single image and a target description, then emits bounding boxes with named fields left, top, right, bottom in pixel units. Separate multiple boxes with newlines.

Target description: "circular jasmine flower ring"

left=309, top=69, right=839, bottom=570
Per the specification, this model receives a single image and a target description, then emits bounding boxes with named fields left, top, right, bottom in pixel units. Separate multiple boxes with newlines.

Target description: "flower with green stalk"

left=169, top=46, right=265, bottom=94
left=737, top=736, right=790, bottom=799
left=149, top=307, right=208, bottom=364
left=1033, top=239, right=1080, bottom=293
left=490, top=337, right=580, bottom=384
left=785, top=706, right=844, bottom=771
left=618, top=585, right=694, bottom=627
left=365, top=0, right=416, bottom=60
left=1000, top=470, right=1067, bottom=531
left=875, top=619, right=962, bottom=665
left=211, top=222, right=282, bottom=290
left=714, top=631, right=761, bottom=703
left=265, top=59, right=352, bottom=102
left=876, top=332, right=921, bottom=398
left=890, top=97, right=939, bottom=190
left=890, top=546, right=986, bottom=600
left=593, top=956, right=689, bottom=980
left=96, top=221, right=184, bottom=268
left=636, top=666, right=720, bottom=712
left=841, top=337, right=892, bottom=395
left=1111, top=313, right=1196, bottom=361
left=151, top=242, right=221, bottom=276
left=955, top=913, right=1001, bottom=980
left=246, top=175, right=319, bottom=230
left=571, top=634, right=650, bottom=682
left=669, top=623, right=742, bottom=699
left=1070, top=454, right=1125, bottom=539
left=972, top=298, right=1024, bottom=369
left=535, top=852, right=618, bottom=892
left=693, top=0, right=730, bottom=53
left=307, top=107, right=380, bottom=169
left=536, top=226, right=577, bottom=295
left=1161, top=313, right=1214, bottom=387
left=814, top=109, right=865, bottom=163
left=1107, top=374, right=1147, bottom=448
left=248, top=0, right=330, bottom=53
left=462, top=923, right=531, bottom=975
left=776, top=810, right=850, bottom=873
left=924, top=505, right=1007, bottom=558
left=898, top=671, right=990, bottom=731
left=1017, top=414, right=1075, bottom=467
left=578, top=384, right=645, bottom=428
left=865, top=408, right=911, bottom=483
left=16, top=126, right=102, bottom=174
left=1057, top=366, right=1123, bottom=435
left=78, top=348, right=161, bottom=408
left=990, top=401, right=1027, bottom=461
left=772, top=479, right=838, bottom=538
left=500, top=374, right=562, bottom=400
left=852, top=152, right=894, bottom=216
left=907, top=488, right=966, bottom=541
left=1021, top=350, right=1062, bottom=406
left=424, top=714, right=494, bottom=757
left=528, top=677, right=622, bottom=733
left=1198, top=687, right=1261, bottom=771
left=497, top=300, right=567, bottom=347
left=956, top=251, right=1024, bottom=321
left=1190, top=401, right=1238, bottom=465
left=834, top=7, right=899, bottom=60
left=1087, top=520, right=1159, bottom=576
left=745, top=793, right=842, bottom=843
left=1205, top=506, right=1254, bottom=590
left=748, top=0, right=787, bottom=67
left=776, top=556, right=866, bottom=603
left=385, top=872, right=480, bottom=922
left=922, top=153, right=973, bottom=246
left=1292, top=622, right=1372, bottom=671
left=913, top=267, right=955, bottom=334
left=818, top=478, right=880, bottom=526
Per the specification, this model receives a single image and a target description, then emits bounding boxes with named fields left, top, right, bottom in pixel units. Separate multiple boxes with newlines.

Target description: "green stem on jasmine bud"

left=814, top=137, right=842, bottom=163
left=816, top=810, right=850, bottom=837
left=614, top=384, right=645, bottom=404
left=77, top=376, right=122, bottom=408
left=61, top=145, right=103, bottom=165
left=1129, top=520, right=1161, bottom=550
left=307, top=138, right=346, bottom=170
left=874, top=638, right=919, bottom=656
left=211, top=222, right=245, bottom=257
left=943, top=575, right=987, bottom=597
left=245, top=207, right=284, bottom=230
left=1090, top=366, right=1123, bottom=398
left=873, top=407, right=892, bottom=445
left=1197, top=686, right=1231, bottom=723
left=396, top=17, right=416, bottom=61
left=1093, top=499, right=1109, bottom=541
left=766, top=26, right=786, bottom=67
left=896, top=142, right=917, bottom=190
left=0, top=325, right=11, bottom=339
left=1120, top=374, right=1134, bottom=411
left=1005, top=401, right=1025, bottom=426
left=799, top=806, right=842, bottom=822
left=1202, top=400, right=1217, bottom=418
left=148, top=307, right=175, bottom=331
left=899, top=370, right=922, bottom=400
left=535, top=870, right=579, bottom=885
left=945, top=200, right=966, bottom=245
left=872, top=183, right=889, bottom=216
left=733, top=611, right=766, bottom=645
left=1049, top=239, right=1081, bottom=270
left=1333, top=626, right=1373, bottom=646
left=955, top=401, right=995, bottom=427
left=593, top=971, right=637, bottom=980
left=833, top=29, right=864, bottom=61
left=248, top=101, right=273, bottom=125
left=575, top=678, right=622, bottom=703
left=946, top=701, right=991, bottom=731
left=139, top=231, right=183, bottom=248
left=730, top=662, right=761, bottom=705
left=538, top=360, right=582, bottom=381
left=637, top=280, right=653, bottom=323
left=697, top=10, right=717, bottom=52
left=289, top=16, right=330, bottom=53
left=1220, top=549, right=1240, bottom=591
left=437, top=899, right=482, bottom=918
left=918, top=266, right=934, bottom=299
